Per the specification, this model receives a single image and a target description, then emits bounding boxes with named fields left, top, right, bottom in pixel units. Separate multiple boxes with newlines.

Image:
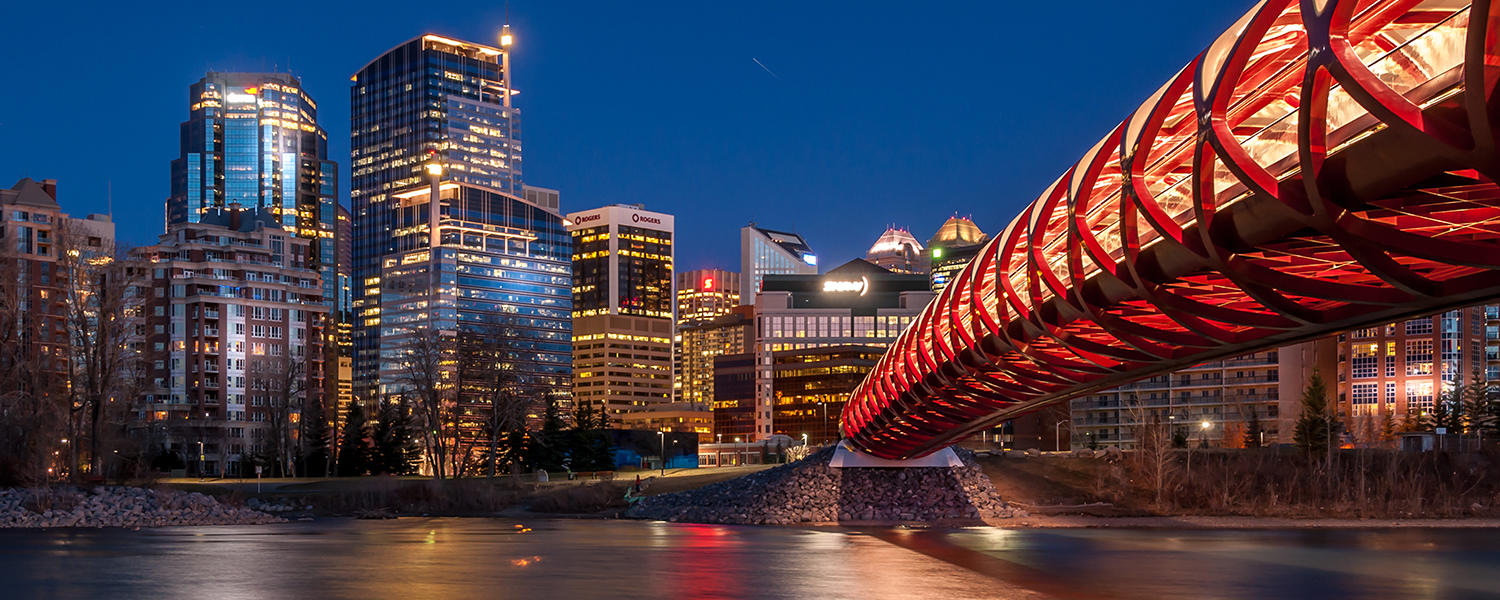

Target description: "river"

left=2, top=519, right=1497, bottom=599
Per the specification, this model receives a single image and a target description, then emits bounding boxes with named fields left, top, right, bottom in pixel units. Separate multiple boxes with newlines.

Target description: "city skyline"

left=0, top=1, right=1250, bottom=272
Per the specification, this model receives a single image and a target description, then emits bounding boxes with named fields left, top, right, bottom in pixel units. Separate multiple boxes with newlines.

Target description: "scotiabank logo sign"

left=631, top=213, right=662, bottom=225
left=573, top=213, right=603, bottom=225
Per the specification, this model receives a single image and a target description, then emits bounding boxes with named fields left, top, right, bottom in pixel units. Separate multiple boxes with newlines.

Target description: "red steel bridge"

left=842, top=0, right=1500, bottom=460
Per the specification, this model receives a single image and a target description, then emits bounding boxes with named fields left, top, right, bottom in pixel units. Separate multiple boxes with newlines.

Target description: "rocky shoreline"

left=627, top=447, right=1024, bottom=525
left=0, top=487, right=283, bottom=528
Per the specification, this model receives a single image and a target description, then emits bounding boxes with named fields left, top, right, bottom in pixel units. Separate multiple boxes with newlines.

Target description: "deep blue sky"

left=1, top=1, right=1249, bottom=271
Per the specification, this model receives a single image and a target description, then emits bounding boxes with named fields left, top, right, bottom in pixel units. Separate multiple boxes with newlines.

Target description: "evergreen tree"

left=1293, top=370, right=1338, bottom=457
left=1461, top=381, right=1493, bottom=435
left=300, top=398, right=333, bottom=477
left=528, top=395, right=567, bottom=472
left=372, top=401, right=419, bottom=475
left=337, top=402, right=370, bottom=477
left=1171, top=427, right=1188, bottom=449
left=1379, top=408, right=1398, bottom=446
left=1243, top=409, right=1264, bottom=448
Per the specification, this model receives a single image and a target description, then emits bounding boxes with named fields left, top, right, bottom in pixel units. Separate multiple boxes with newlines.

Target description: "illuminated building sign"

left=822, top=276, right=869, bottom=296
left=703, top=277, right=714, bottom=290
left=572, top=213, right=603, bottom=225
left=802, top=253, right=818, bottom=266
left=631, top=213, right=662, bottom=225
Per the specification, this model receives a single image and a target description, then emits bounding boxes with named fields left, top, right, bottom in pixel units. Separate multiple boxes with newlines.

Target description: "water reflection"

left=2, top=520, right=1498, bottom=599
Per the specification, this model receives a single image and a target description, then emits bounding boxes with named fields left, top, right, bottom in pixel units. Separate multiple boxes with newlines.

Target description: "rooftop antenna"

left=107, top=180, right=113, bottom=217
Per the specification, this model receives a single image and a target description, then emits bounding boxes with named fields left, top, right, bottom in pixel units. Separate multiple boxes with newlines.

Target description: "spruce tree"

left=337, top=402, right=370, bottom=476
left=372, top=401, right=419, bottom=475
left=301, top=398, right=333, bottom=477
left=1243, top=409, right=1264, bottom=448
left=1293, top=371, right=1337, bottom=457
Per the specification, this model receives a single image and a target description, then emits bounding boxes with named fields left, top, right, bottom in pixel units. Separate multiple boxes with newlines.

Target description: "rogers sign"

left=572, top=213, right=604, bottom=225
left=631, top=213, right=662, bottom=225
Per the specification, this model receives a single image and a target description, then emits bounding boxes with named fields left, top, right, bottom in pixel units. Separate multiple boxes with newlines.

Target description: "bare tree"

left=0, top=256, right=68, bottom=484
left=1125, top=397, right=1176, bottom=508
left=248, top=353, right=306, bottom=477
left=57, top=229, right=142, bottom=479
left=396, top=329, right=457, bottom=479
left=458, top=324, right=531, bottom=479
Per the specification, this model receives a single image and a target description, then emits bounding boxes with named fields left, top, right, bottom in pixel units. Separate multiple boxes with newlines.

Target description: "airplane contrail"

left=752, top=57, right=782, bottom=80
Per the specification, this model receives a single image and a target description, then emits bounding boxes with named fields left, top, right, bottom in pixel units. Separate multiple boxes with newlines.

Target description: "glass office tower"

left=351, top=33, right=532, bottom=402
left=377, top=184, right=572, bottom=427
left=167, top=72, right=340, bottom=313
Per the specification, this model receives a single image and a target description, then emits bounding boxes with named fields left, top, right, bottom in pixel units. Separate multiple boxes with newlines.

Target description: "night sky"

left=1, top=1, right=1249, bottom=272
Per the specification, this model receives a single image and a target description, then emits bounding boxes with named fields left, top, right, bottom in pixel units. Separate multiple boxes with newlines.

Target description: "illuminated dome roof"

left=927, top=216, right=988, bottom=248
left=867, top=227, right=923, bottom=258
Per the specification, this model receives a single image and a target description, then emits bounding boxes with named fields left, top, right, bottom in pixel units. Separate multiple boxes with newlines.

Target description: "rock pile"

left=0, top=487, right=284, bottom=528
left=628, top=447, right=1023, bottom=525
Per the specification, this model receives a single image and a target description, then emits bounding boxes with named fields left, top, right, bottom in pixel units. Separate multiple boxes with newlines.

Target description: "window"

left=1406, top=340, right=1433, bottom=376
left=1352, top=383, right=1377, bottom=405
left=1406, top=318, right=1433, bottom=335
left=1351, top=343, right=1378, bottom=378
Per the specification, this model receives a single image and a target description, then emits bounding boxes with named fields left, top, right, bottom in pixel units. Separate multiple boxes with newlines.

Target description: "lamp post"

left=801, top=433, right=808, bottom=447
left=197, top=440, right=205, bottom=482
left=658, top=431, right=666, bottom=476
left=1054, top=420, right=1068, bottom=452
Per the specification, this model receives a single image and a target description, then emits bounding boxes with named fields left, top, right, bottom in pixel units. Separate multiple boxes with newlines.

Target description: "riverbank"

left=0, top=487, right=281, bottom=528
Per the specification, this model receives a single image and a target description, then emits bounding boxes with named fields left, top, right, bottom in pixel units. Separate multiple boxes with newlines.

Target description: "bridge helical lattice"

left=842, top=0, right=1500, bottom=459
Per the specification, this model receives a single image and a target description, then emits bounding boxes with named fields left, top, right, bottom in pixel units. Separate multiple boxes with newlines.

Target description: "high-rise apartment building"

left=740, top=225, right=816, bottom=305
left=771, top=345, right=883, bottom=445
left=1070, top=347, right=1292, bottom=449
left=568, top=205, right=674, bottom=416
left=927, top=216, right=987, bottom=293
left=350, top=32, right=523, bottom=402
left=167, top=72, right=339, bottom=315
left=866, top=227, right=927, bottom=274
left=0, top=178, right=115, bottom=383
left=135, top=206, right=327, bottom=477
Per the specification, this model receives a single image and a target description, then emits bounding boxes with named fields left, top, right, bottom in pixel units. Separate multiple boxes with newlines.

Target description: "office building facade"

left=718, top=259, right=932, bottom=440
left=375, top=182, right=573, bottom=434
left=351, top=33, right=522, bottom=402
left=740, top=225, right=816, bottom=305
left=1334, top=309, right=1486, bottom=435
left=568, top=205, right=674, bottom=417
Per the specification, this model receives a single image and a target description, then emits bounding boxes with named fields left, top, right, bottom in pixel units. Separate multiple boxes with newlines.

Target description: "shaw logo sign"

left=631, top=213, right=662, bottom=225
left=823, top=276, right=869, bottom=296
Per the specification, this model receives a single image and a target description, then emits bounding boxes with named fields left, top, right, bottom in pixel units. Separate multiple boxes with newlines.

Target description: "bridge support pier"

left=828, top=440, right=962, bottom=468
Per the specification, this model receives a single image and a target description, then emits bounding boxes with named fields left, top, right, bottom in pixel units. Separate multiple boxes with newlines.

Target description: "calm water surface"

left=2, top=518, right=1499, bottom=599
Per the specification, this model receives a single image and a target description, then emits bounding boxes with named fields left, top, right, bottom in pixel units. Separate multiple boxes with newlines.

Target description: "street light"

left=801, top=433, right=808, bottom=447
left=1054, top=420, right=1068, bottom=452
left=658, top=431, right=666, bottom=476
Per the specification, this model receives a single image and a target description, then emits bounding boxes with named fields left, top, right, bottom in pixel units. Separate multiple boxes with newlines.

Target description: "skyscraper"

left=568, top=205, right=674, bottom=416
left=673, top=268, right=740, bottom=404
left=866, top=227, right=927, bottom=274
left=927, top=216, right=988, bottom=293
left=351, top=32, right=524, bottom=401
left=167, top=72, right=340, bottom=317
left=740, top=225, right=816, bottom=305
